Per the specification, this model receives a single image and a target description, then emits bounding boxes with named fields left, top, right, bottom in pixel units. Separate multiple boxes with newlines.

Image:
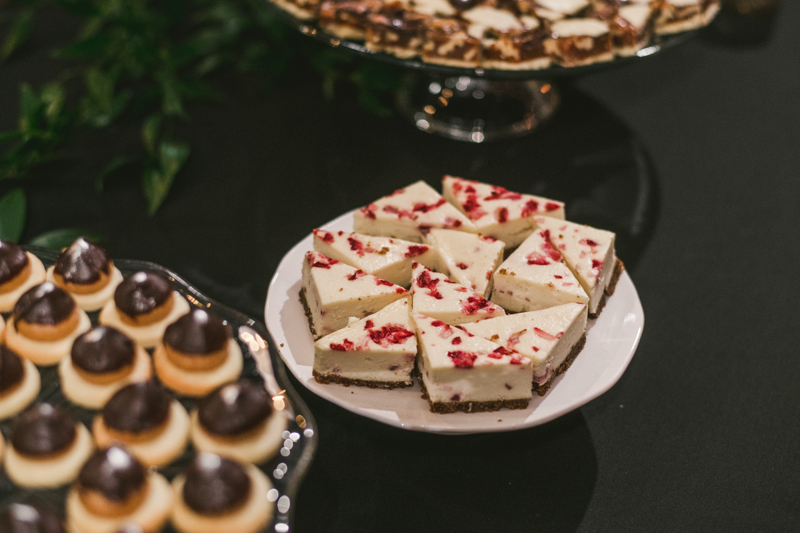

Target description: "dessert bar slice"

left=319, top=0, right=381, bottom=40
left=422, top=17, right=482, bottom=68
left=423, top=229, right=505, bottom=298
left=301, top=251, right=409, bottom=338
left=354, top=181, right=476, bottom=242
left=491, top=229, right=589, bottom=312
left=546, top=18, right=614, bottom=66
left=366, top=2, right=429, bottom=58
left=656, top=0, right=720, bottom=35
left=465, top=10, right=552, bottom=70
left=313, top=229, right=436, bottom=286
left=442, top=175, right=565, bottom=249
left=411, top=262, right=505, bottom=325
left=271, top=0, right=322, bottom=20
left=412, top=312, right=533, bottom=413
left=313, top=299, right=417, bottom=388
left=532, top=216, right=623, bottom=317
left=610, top=3, right=657, bottom=56
left=461, top=302, right=588, bottom=396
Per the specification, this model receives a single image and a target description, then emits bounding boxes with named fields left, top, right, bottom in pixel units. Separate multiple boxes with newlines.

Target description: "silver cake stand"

left=268, top=5, right=698, bottom=142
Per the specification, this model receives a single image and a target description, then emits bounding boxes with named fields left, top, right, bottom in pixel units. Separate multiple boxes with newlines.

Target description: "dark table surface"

left=2, top=2, right=798, bottom=531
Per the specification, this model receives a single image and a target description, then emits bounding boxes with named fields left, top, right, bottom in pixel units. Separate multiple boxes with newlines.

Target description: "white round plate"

left=265, top=210, right=645, bottom=434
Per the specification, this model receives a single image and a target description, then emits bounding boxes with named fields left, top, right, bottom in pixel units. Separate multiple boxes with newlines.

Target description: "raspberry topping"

left=360, top=204, right=377, bottom=220
left=405, top=245, right=429, bottom=258
left=368, top=325, right=414, bottom=346
left=521, top=199, right=539, bottom=217
left=496, top=207, right=509, bottom=223
left=545, top=202, right=561, bottom=212
left=526, top=253, right=550, bottom=266
left=330, top=339, right=354, bottom=351
left=484, top=185, right=522, bottom=201
left=443, top=218, right=462, bottom=228
left=592, top=259, right=603, bottom=271
left=310, top=254, right=339, bottom=269
left=461, top=295, right=494, bottom=315
left=451, top=337, right=462, bottom=345
left=347, top=269, right=366, bottom=281
left=462, top=196, right=487, bottom=220
left=533, top=328, right=563, bottom=341
left=456, top=262, right=469, bottom=270
left=364, top=320, right=374, bottom=329
left=413, top=198, right=446, bottom=213
left=348, top=237, right=365, bottom=256
left=375, top=278, right=394, bottom=286
left=314, top=230, right=334, bottom=244
left=540, top=231, right=563, bottom=261
left=447, top=350, right=477, bottom=368
left=415, top=269, right=442, bottom=299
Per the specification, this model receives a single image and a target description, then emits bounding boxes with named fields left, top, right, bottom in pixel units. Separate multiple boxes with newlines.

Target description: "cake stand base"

left=396, top=74, right=560, bottom=142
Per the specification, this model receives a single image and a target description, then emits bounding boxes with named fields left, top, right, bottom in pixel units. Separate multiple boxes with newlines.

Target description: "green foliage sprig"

left=0, top=0, right=401, bottom=240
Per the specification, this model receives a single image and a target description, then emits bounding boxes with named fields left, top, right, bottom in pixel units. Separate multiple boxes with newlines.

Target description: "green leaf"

left=142, top=115, right=161, bottom=154
left=28, top=228, right=102, bottom=249
left=143, top=140, right=189, bottom=214
left=160, top=72, right=185, bottom=117
left=0, top=188, right=27, bottom=242
left=18, top=83, right=40, bottom=135
left=96, top=155, right=140, bottom=191
left=40, top=83, right=66, bottom=126
left=1, top=9, right=34, bottom=63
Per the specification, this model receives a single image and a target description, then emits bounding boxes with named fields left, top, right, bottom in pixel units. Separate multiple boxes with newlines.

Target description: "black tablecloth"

left=1, top=2, right=798, bottom=531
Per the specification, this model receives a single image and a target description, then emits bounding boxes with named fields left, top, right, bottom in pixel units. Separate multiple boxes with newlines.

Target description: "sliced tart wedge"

left=490, top=229, right=589, bottom=313
left=423, top=229, right=505, bottom=298
left=354, top=181, right=476, bottom=242
left=313, top=229, right=436, bottom=287
left=532, top=216, right=624, bottom=318
left=411, top=262, right=505, bottom=326
left=411, top=313, right=532, bottom=413
left=301, top=251, right=408, bottom=339
left=313, top=299, right=417, bottom=388
left=441, top=176, right=565, bottom=249
left=461, top=302, right=588, bottom=396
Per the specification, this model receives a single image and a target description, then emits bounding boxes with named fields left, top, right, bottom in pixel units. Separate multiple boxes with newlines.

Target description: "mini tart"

left=4, top=403, right=94, bottom=488
left=59, top=326, right=152, bottom=409
left=153, top=309, right=243, bottom=397
left=0, top=345, right=41, bottom=420
left=99, top=271, right=190, bottom=348
left=5, top=282, right=91, bottom=366
left=171, top=454, right=273, bottom=533
left=66, top=446, right=173, bottom=533
left=0, top=503, right=66, bottom=533
left=190, top=380, right=287, bottom=464
left=93, top=382, right=190, bottom=468
left=0, top=241, right=47, bottom=313
left=46, top=237, right=123, bottom=312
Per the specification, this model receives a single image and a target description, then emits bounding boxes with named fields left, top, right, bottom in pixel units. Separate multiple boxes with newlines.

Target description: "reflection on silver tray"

left=0, top=246, right=317, bottom=533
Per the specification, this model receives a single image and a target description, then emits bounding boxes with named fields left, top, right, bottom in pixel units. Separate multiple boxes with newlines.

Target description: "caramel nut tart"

left=0, top=240, right=47, bottom=313
left=153, top=309, right=243, bottom=397
left=99, top=272, right=189, bottom=349
left=0, top=344, right=41, bottom=420
left=190, top=380, right=287, bottom=464
left=5, top=282, right=92, bottom=366
left=171, top=453, right=273, bottom=533
left=59, top=326, right=152, bottom=409
left=66, top=445, right=172, bottom=533
left=46, top=237, right=124, bottom=312
left=0, top=503, right=66, bottom=533
left=93, top=381, right=189, bottom=468
left=4, top=403, right=94, bottom=488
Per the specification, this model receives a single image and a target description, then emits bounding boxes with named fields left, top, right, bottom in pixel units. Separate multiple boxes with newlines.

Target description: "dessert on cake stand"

left=268, top=3, right=711, bottom=142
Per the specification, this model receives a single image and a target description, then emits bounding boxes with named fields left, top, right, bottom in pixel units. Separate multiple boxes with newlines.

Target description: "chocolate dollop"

left=71, top=326, right=135, bottom=375
left=102, top=382, right=171, bottom=434
left=0, top=503, right=65, bottom=533
left=164, top=309, right=230, bottom=355
left=182, top=454, right=251, bottom=515
left=0, top=345, right=25, bottom=395
left=11, top=403, right=76, bottom=457
left=0, top=240, right=29, bottom=286
left=78, top=446, right=146, bottom=502
left=114, top=272, right=171, bottom=317
left=198, top=381, right=273, bottom=437
left=12, top=283, right=76, bottom=326
left=54, top=238, right=111, bottom=286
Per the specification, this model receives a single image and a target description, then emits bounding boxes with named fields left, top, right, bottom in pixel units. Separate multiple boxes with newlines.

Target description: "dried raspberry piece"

left=447, top=350, right=477, bottom=368
left=330, top=339, right=354, bottom=351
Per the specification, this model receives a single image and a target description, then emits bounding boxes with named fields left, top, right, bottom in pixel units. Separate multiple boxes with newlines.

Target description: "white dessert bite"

left=411, top=262, right=505, bottom=326
left=412, top=313, right=533, bottom=413
left=461, top=302, right=588, bottom=395
left=301, top=251, right=409, bottom=338
left=441, top=176, right=565, bottom=249
left=491, top=229, right=589, bottom=313
left=354, top=181, right=476, bottom=242
left=314, top=298, right=417, bottom=388
left=423, top=228, right=505, bottom=298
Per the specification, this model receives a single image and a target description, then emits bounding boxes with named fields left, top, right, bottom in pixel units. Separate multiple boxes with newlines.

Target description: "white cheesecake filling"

left=424, top=229, right=505, bottom=298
